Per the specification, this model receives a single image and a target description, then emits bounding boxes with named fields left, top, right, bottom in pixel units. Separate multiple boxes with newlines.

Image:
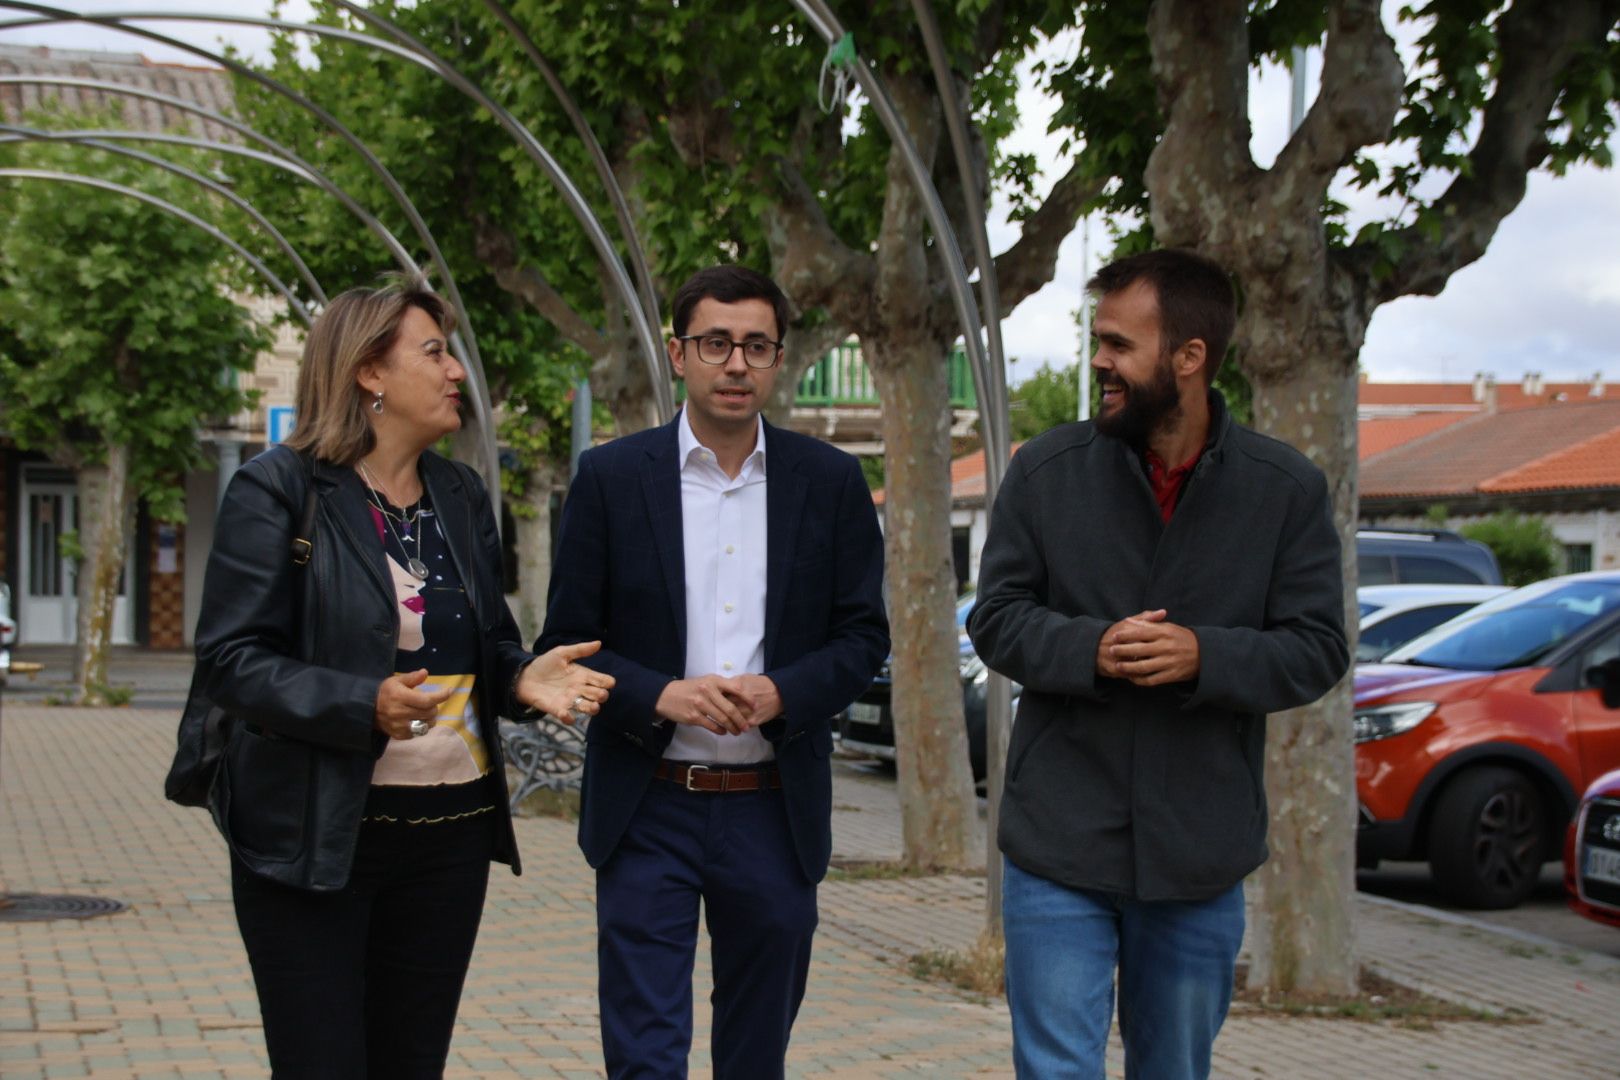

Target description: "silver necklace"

left=358, top=461, right=429, bottom=580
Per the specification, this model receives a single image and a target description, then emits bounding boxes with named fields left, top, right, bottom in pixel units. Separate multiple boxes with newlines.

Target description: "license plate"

left=848, top=702, right=882, bottom=727
left=1585, top=846, right=1620, bottom=886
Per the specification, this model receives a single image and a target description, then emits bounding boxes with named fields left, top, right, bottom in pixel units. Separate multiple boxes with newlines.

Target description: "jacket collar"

left=313, top=458, right=393, bottom=608
left=420, top=455, right=482, bottom=625
left=312, top=453, right=480, bottom=622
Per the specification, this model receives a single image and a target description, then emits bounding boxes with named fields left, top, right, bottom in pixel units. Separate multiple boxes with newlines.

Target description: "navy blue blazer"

left=537, top=416, right=889, bottom=883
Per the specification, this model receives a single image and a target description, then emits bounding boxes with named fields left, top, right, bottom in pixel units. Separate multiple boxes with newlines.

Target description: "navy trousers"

left=595, top=777, right=818, bottom=1080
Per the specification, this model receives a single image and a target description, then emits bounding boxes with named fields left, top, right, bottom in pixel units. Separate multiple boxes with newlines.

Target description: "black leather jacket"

left=195, top=446, right=532, bottom=891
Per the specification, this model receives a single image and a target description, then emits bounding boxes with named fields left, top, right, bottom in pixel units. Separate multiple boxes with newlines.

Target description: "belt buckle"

left=683, top=764, right=711, bottom=791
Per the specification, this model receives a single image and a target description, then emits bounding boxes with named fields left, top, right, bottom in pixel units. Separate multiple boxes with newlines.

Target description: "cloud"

left=0, top=1, right=317, bottom=65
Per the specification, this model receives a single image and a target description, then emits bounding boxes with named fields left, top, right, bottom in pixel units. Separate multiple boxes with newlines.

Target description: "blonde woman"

left=194, top=277, right=612, bottom=1077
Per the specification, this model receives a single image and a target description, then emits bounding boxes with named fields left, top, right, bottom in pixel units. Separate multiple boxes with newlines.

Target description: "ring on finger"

left=409, top=718, right=431, bottom=738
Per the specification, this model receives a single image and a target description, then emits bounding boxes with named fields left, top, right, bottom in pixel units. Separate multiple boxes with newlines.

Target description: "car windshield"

left=1385, top=578, right=1620, bottom=671
left=1358, top=600, right=1381, bottom=619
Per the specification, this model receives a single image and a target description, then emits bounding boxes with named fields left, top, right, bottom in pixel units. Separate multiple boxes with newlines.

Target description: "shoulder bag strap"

left=289, top=452, right=318, bottom=566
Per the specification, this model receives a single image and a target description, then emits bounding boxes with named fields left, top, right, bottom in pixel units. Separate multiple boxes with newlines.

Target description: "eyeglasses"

left=676, top=334, right=783, bottom=369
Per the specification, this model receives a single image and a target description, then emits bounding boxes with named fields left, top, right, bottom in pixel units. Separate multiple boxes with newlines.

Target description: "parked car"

left=1565, top=767, right=1620, bottom=930
left=1354, top=570, right=1620, bottom=908
left=838, top=589, right=1011, bottom=782
left=1357, top=528, right=1504, bottom=587
left=1356, top=584, right=1510, bottom=663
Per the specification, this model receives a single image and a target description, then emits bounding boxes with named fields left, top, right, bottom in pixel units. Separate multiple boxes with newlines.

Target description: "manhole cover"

left=0, top=893, right=127, bottom=922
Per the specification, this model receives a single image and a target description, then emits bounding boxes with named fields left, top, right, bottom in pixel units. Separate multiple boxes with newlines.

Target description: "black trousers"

left=231, top=811, right=494, bottom=1079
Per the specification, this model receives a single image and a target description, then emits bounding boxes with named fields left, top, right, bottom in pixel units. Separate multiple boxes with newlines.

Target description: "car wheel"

left=1426, top=765, right=1548, bottom=909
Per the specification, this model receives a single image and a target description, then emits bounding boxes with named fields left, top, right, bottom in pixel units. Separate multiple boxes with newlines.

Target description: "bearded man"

left=968, top=248, right=1348, bottom=1080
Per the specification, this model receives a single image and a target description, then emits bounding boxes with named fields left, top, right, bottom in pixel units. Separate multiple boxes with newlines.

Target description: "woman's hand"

left=517, top=641, right=615, bottom=723
left=375, top=668, right=454, bottom=740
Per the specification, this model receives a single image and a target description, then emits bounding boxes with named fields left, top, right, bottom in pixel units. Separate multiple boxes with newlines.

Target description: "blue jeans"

left=1002, top=858, right=1245, bottom=1080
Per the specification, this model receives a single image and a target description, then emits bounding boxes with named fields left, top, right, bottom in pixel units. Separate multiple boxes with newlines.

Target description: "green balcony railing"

left=673, top=341, right=979, bottom=409
left=795, top=342, right=977, bottom=408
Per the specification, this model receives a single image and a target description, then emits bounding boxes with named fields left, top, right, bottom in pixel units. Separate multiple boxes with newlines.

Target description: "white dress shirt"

left=666, top=407, right=774, bottom=764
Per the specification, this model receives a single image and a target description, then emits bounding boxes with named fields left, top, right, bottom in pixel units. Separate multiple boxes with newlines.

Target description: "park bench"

left=498, top=715, right=585, bottom=809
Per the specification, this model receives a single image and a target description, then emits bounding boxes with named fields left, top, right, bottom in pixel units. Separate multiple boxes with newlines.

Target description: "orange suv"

left=1354, top=571, right=1620, bottom=908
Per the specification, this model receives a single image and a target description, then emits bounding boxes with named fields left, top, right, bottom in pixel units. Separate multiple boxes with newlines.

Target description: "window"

left=1392, top=580, right=1620, bottom=671
left=1357, top=603, right=1477, bottom=663
left=1393, top=554, right=1487, bottom=585
left=1566, top=544, right=1594, bottom=574
left=1359, top=554, right=1396, bottom=586
left=1583, top=631, right=1620, bottom=688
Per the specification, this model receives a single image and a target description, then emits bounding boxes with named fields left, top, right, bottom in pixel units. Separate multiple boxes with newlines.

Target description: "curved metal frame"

left=0, top=75, right=420, bottom=267
left=0, top=123, right=328, bottom=303
left=478, top=0, right=662, bottom=340
left=0, top=2, right=503, bottom=504
left=904, top=0, right=1016, bottom=922
left=321, top=1, right=670, bottom=420
left=784, top=0, right=1018, bottom=920
left=0, top=167, right=313, bottom=326
left=0, top=4, right=674, bottom=425
left=787, top=0, right=996, bottom=436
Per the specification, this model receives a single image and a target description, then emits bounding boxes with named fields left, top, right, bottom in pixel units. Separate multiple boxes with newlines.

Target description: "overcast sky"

left=8, top=2, right=1617, bottom=388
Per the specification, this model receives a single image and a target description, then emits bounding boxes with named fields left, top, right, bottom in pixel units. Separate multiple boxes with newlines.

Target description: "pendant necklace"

left=358, top=461, right=430, bottom=580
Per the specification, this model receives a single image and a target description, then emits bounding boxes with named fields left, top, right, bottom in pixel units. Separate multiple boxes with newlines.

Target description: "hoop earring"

left=371, top=391, right=384, bottom=415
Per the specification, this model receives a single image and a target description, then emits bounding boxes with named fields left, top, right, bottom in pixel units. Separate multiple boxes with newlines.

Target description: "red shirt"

left=1145, top=448, right=1202, bottom=523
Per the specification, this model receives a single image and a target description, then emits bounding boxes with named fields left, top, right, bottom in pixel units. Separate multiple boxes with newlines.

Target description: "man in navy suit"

left=538, top=265, right=888, bottom=1079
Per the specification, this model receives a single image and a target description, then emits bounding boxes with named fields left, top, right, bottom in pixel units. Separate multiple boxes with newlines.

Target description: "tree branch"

left=1267, top=0, right=1402, bottom=210
left=872, top=71, right=942, bottom=341
left=1360, top=0, right=1620, bottom=303
left=763, top=153, right=877, bottom=332
left=993, top=156, right=1106, bottom=313
left=1143, top=0, right=1258, bottom=247
left=471, top=212, right=608, bottom=359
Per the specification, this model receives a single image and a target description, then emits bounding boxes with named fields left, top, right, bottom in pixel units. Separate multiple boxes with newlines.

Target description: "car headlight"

left=1352, top=702, right=1436, bottom=744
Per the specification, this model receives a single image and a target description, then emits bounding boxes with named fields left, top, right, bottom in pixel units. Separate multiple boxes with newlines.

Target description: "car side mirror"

left=1588, top=656, right=1620, bottom=710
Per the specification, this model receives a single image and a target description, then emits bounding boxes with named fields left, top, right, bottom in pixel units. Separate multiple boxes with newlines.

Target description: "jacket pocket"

left=225, top=726, right=312, bottom=863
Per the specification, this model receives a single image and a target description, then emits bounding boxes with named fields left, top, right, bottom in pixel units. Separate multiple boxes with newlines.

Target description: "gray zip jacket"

left=968, top=393, right=1348, bottom=901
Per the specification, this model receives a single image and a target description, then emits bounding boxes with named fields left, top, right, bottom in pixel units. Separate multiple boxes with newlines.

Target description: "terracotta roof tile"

left=1358, top=380, right=1609, bottom=411
left=1359, top=413, right=1471, bottom=460
left=1360, top=400, right=1620, bottom=499
left=1480, top=426, right=1620, bottom=493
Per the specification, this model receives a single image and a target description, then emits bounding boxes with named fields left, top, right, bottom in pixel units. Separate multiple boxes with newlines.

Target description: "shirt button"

left=722, top=490, right=733, bottom=498
left=725, top=545, right=735, bottom=555
left=724, top=603, right=734, bottom=613
left=722, top=662, right=733, bottom=671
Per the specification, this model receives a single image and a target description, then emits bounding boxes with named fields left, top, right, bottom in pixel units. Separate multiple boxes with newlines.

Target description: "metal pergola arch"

left=0, top=1, right=505, bottom=503
left=475, top=0, right=662, bottom=341
left=0, top=166, right=314, bottom=326
left=0, top=4, right=674, bottom=424
left=4, top=0, right=1022, bottom=913
left=0, top=76, right=427, bottom=275
left=0, top=124, right=328, bottom=303
left=785, top=0, right=1016, bottom=918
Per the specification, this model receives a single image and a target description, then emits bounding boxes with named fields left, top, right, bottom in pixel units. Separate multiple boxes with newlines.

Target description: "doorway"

left=16, top=465, right=134, bottom=646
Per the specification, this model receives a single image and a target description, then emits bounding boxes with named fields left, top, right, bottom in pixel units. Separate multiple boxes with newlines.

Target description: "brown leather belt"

left=654, top=761, right=782, bottom=793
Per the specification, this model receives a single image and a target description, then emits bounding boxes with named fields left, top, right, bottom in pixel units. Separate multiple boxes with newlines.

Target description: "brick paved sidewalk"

left=3, top=706, right=1618, bottom=1078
